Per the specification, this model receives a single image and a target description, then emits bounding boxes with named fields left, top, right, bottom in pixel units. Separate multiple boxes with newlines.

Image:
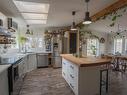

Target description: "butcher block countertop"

left=61, top=54, right=111, bottom=67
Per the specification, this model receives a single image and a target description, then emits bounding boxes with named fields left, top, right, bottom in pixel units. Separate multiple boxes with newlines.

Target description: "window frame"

left=113, top=38, right=123, bottom=54
left=86, top=38, right=99, bottom=56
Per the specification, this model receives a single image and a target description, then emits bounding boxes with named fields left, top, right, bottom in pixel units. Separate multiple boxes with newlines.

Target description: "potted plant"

left=91, top=45, right=97, bottom=56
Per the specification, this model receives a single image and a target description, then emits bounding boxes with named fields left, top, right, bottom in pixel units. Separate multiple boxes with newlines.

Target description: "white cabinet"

left=0, top=69, right=9, bottom=95
left=23, top=56, right=28, bottom=73
left=27, top=54, right=37, bottom=72
left=62, top=58, right=100, bottom=95
left=62, top=58, right=68, bottom=81
left=18, top=56, right=28, bottom=77
left=18, top=54, right=37, bottom=76
left=18, top=59, right=24, bottom=77
left=62, top=58, right=78, bottom=95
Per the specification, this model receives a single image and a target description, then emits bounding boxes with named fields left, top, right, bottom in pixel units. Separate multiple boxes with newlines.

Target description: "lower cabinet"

left=62, top=58, right=100, bottom=95
left=62, top=58, right=78, bottom=95
left=13, top=54, right=37, bottom=95
left=0, top=70, right=9, bottom=95
left=18, top=54, right=37, bottom=77
left=27, top=54, right=37, bottom=72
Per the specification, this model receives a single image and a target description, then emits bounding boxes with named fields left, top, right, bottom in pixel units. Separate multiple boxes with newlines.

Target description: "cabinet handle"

left=70, top=83, right=74, bottom=89
left=63, top=72, right=66, bottom=76
left=70, top=65, right=74, bottom=69
left=63, top=62, right=66, bottom=65
left=70, top=74, right=74, bottom=79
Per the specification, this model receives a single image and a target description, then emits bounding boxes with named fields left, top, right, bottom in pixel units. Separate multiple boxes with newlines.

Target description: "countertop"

left=0, top=53, right=27, bottom=65
left=0, top=52, right=52, bottom=65
left=61, top=54, right=111, bottom=67
left=0, top=64, right=11, bottom=74
left=0, top=57, right=23, bottom=64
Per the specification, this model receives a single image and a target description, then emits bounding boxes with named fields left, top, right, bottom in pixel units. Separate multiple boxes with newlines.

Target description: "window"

left=38, top=38, right=43, bottom=48
left=114, top=38, right=123, bottom=54
left=25, top=37, right=45, bottom=51
left=87, top=39, right=99, bottom=56
left=125, top=39, right=127, bottom=54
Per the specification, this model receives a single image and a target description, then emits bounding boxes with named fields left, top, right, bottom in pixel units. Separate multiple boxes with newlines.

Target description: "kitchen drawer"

left=69, top=73, right=75, bottom=81
left=69, top=63, right=78, bottom=76
left=69, top=80, right=76, bottom=93
left=62, top=71, right=66, bottom=80
left=62, top=58, right=68, bottom=63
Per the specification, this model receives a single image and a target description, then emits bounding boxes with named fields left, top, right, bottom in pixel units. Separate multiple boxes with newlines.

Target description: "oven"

left=7, top=63, right=19, bottom=95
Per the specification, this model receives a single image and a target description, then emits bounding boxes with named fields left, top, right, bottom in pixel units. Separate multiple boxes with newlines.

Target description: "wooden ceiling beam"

left=91, top=0, right=127, bottom=21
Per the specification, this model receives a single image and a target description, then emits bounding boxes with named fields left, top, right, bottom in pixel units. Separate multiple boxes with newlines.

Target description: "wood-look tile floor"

left=19, top=68, right=127, bottom=95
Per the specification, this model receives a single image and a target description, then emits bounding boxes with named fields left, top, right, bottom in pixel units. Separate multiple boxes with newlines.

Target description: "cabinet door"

left=0, top=70, right=9, bottom=95
left=18, top=61, right=23, bottom=77
left=23, top=56, right=28, bottom=73
left=68, top=62, right=79, bottom=95
left=62, top=58, right=67, bottom=80
left=28, top=54, right=37, bottom=72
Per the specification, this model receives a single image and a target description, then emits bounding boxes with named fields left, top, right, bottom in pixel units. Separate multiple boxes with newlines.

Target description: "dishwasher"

left=37, top=53, right=49, bottom=68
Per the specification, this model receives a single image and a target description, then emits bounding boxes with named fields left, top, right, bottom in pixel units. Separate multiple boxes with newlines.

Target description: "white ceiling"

left=0, top=0, right=122, bottom=32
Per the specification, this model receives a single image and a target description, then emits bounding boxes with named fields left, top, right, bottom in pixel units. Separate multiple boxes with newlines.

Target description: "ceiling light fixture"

left=26, top=25, right=31, bottom=34
left=71, top=11, right=77, bottom=31
left=26, top=20, right=47, bottom=25
left=13, top=1, right=50, bottom=13
left=22, top=13, right=48, bottom=20
left=83, top=0, right=92, bottom=25
left=13, top=0, right=50, bottom=25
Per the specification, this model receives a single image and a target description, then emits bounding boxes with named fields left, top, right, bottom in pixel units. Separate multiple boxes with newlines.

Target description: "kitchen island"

left=61, top=54, right=111, bottom=95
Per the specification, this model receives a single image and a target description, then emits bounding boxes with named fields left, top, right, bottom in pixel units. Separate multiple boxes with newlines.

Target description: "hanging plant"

left=90, top=34, right=99, bottom=39
left=92, top=5, right=127, bottom=28
left=109, top=22, right=115, bottom=27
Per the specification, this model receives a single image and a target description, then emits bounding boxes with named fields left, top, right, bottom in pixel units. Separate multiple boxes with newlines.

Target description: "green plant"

left=18, top=36, right=28, bottom=45
left=91, top=45, right=97, bottom=55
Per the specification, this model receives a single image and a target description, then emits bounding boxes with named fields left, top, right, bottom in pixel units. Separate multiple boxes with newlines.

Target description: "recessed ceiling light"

left=21, top=13, right=48, bottom=20
left=13, top=1, right=50, bottom=13
left=26, top=20, right=47, bottom=24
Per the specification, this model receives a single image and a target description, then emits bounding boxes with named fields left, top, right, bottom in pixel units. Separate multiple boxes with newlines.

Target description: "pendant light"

left=113, top=24, right=124, bottom=38
left=71, top=11, right=77, bottom=31
left=83, top=0, right=92, bottom=24
left=26, top=25, right=31, bottom=34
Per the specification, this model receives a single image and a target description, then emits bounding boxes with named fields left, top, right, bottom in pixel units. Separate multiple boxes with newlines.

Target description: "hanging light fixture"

left=26, top=25, right=31, bottom=34
left=113, top=24, right=125, bottom=38
left=83, top=0, right=92, bottom=24
left=70, top=11, right=77, bottom=31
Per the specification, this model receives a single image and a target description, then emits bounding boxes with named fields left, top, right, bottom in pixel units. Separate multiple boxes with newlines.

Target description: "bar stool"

left=120, top=58, right=127, bottom=72
left=111, top=56, right=118, bottom=70
left=100, top=68, right=109, bottom=95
